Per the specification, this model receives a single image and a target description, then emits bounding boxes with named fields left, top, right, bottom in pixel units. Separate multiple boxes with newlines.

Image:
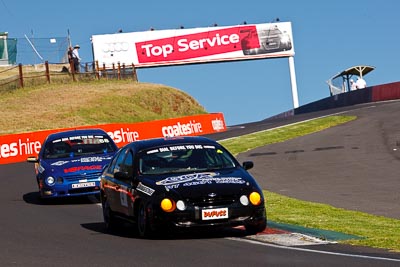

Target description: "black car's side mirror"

left=242, top=161, right=254, bottom=170
left=114, top=171, right=130, bottom=182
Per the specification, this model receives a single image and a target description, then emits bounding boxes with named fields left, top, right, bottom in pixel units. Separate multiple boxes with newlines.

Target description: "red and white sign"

left=92, top=22, right=294, bottom=68
left=202, top=207, right=229, bottom=220
left=0, top=113, right=226, bottom=165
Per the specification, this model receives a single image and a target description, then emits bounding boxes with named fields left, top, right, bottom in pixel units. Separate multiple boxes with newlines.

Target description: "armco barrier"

left=0, top=113, right=226, bottom=165
left=371, top=81, right=400, bottom=101
left=294, top=81, right=400, bottom=115
left=266, top=81, right=400, bottom=121
left=294, top=88, right=373, bottom=115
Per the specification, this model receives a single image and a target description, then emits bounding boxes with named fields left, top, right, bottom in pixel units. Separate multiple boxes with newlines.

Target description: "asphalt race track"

left=1, top=100, right=400, bottom=266
left=235, top=100, right=400, bottom=219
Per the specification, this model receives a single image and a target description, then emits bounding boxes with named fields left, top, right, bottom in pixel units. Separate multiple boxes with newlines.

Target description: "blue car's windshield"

left=139, top=144, right=237, bottom=175
left=43, top=134, right=116, bottom=159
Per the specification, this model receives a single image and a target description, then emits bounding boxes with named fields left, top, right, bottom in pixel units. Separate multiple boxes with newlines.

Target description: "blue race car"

left=27, top=129, right=118, bottom=200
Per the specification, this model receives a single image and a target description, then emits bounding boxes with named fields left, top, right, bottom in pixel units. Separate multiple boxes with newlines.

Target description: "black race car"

left=100, top=136, right=266, bottom=237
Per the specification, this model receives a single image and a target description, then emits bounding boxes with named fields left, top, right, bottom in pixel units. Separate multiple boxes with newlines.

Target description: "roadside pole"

left=288, top=56, right=299, bottom=108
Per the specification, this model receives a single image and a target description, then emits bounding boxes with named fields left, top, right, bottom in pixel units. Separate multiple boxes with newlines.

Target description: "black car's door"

left=114, top=149, right=135, bottom=217
left=103, top=147, right=129, bottom=214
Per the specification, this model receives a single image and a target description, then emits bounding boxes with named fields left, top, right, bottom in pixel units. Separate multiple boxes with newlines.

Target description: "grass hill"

left=0, top=80, right=207, bottom=135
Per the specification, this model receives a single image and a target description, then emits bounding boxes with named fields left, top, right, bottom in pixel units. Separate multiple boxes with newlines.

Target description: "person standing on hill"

left=67, top=46, right=73, bottom=65
left=350, top=79, right=357, bottom=91
left=356, top=77, right=367, bottom=89
left=72, top=44, right=81, bottom=73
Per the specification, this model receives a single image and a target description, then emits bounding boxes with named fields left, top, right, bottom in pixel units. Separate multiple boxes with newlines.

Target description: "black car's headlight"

left=176, top=200, right=186, bottom=211
left=45, top=176, right=55, bottom=186
left=240, top=195, right=249, bottom=206
left=240, top=192, right=262, bottom=206
left=160, top=198, right=176, bottom=212
left=249, top=192, right=262, bottom=206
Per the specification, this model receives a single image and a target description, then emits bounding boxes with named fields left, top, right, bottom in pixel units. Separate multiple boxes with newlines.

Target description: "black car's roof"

left=127, top=136, right=219, bottom=151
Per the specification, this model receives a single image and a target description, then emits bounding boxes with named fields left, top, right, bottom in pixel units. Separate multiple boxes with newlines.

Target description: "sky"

left=1, top=0, right=400, bottom=126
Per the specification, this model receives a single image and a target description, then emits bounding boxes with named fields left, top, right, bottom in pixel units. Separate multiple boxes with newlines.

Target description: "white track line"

left=228, top=237, right=400, bottom=263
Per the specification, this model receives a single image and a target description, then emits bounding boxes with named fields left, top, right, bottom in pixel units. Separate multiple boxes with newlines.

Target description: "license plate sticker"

left=72, top=182, right=95, bottom=188
left=201, top=208, right=228, bottom=220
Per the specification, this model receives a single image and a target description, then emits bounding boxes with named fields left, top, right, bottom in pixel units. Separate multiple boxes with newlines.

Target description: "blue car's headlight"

left=45, top=176, right=55, bottom=186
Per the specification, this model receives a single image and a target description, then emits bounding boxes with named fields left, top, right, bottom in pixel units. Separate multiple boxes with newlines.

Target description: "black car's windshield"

left=43, top=134, right=116, bottom=159
left=139, top=143, right=237, bottom=175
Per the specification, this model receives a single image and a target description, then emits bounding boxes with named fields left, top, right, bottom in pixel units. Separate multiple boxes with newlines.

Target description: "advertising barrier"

left=0, top=113, right=226, bottom=165
left=92, top=22, right=294, bottom=68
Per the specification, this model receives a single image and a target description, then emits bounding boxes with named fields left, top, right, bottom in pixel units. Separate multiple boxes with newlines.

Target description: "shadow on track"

left=23, top=191, right=100, bottom=206
left=81, top=221, right=249, bottom=240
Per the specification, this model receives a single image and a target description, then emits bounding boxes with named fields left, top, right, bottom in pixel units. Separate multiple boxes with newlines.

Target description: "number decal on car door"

left=120, top=190, right=128, bottom=207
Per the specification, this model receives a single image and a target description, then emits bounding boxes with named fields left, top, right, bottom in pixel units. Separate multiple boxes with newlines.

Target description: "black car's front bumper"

left=150, top=203, right=266, bottom=230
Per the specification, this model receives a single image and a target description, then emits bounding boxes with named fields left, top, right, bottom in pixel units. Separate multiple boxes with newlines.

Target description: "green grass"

left=266, top=191, right=400, bottom=251
left=221, top=115, right=356, bottom=156
left=220, top=115, right=400, bottom=252
left=0, top=80, right=207, bottom=135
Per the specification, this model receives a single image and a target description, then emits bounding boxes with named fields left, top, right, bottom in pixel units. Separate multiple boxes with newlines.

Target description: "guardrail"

left=294, top=81, right=400, bottom=115
left=265, top=81, right=400, bottom=121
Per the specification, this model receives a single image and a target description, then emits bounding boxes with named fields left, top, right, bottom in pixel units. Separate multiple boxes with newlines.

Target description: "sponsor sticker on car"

left=72, top=182, right=96, bottom=188
left=201, top=208, right=228, bottom=220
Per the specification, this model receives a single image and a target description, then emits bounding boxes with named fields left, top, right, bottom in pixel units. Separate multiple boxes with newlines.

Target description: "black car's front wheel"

left=137, top=201, right=153, bottom=238
left=245, top=218, right=267, bottom=235
left=102, top=196, right=118, bottom=232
